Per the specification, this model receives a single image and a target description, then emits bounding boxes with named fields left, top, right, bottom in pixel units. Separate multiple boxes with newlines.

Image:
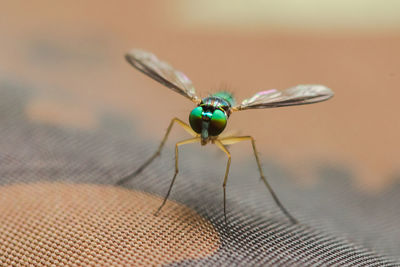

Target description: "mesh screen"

left=0, top=183, right=219, bottom=266
left=0, top=84, right=399, bottom=266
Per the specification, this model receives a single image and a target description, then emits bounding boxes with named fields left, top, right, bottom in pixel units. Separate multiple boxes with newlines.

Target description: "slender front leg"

left=215, top=140, right=231, bottom=224
left=155, top=137, right=200, bottom=215
left=219, top=136, right=298, bottom=224
left=116, top=117, right=197, bottom=186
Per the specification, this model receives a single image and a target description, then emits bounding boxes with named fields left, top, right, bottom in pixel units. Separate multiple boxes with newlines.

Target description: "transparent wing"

left=233, top=84, right=333, bottom=111
left=125, top=49, right=200, bottom=103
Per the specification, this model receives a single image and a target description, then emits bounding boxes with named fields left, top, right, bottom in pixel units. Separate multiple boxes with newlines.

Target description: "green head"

left=189, top=106, right=227, bottom=145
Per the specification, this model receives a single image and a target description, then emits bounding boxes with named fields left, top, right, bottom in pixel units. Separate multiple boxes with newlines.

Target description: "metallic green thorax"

left=189, top=91, right=234, bottom=145
left=211, top=91, right=236, bottom=107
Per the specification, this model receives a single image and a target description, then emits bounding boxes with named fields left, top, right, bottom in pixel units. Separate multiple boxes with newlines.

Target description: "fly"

left=116, top=49, right=334, bottom=224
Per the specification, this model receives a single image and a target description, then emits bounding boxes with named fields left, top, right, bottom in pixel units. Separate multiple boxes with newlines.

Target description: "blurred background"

left=1, top=0, right=399, bottom=192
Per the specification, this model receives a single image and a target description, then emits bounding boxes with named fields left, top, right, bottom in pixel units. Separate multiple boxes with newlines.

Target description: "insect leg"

left=116, top=117, right=198, bottom=185
left=219, top=136, right=298, bottom=224
left=215, top=140, right=231, bottom=224
left=155, top=137, right=200, bottom=215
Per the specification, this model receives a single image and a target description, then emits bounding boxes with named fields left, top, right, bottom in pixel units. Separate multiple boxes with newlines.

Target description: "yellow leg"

left=116, top=118, right=198, bottom=185
left=215, top=140, right=231, bottom=224
left=155, top=137, right=200, bottom=215
left=219, top=136, right=298, bottom=224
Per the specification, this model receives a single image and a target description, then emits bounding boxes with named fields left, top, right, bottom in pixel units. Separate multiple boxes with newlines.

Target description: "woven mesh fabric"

left=0, top=83, right=399, bottom=266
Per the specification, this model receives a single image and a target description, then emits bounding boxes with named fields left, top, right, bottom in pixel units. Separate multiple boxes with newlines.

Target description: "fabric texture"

left=0, top=84, right=399, bottom=266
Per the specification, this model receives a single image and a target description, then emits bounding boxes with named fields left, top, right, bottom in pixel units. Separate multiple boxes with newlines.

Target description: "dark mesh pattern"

left=0, top=84, right=399, bottom=266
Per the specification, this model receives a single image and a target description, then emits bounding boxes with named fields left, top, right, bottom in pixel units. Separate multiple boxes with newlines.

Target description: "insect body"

left=117, top=49, right=334, bottom=224
left=191, top=94, right=232, bottom=145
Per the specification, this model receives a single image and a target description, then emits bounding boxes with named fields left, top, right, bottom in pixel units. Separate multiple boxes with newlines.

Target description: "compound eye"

left=189, top=106, right=203, bottom=133
left=209, top=109, right=227, bottom=136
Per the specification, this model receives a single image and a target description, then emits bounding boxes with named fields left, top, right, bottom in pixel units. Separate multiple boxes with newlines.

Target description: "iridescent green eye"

left=209, top=109, right=227, bottom=136
left=189, top=106, right=203, bottom=133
